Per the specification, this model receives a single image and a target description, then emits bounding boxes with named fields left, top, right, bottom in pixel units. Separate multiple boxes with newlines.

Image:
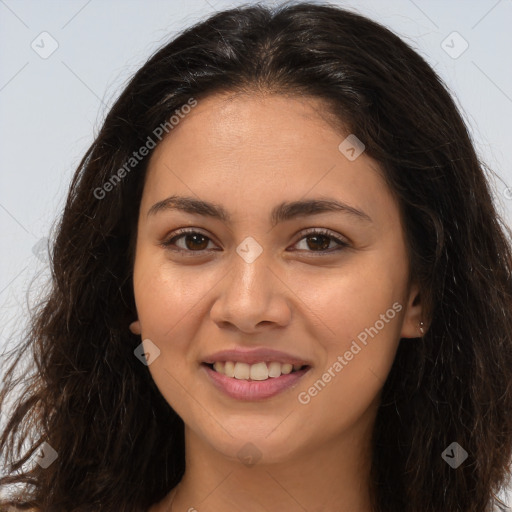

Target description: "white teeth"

left=234, top=362, right=250, bottom=379
left=249, top=362, right=269, bottom=381
left=213, top=361, right=224, bottom=374
left=224, top=361, right=235, bottom=378
left=281, top=363, right=293, bottom=375
left=210, top=360, right=304, bottom=380
left=268, top=361, right=282, bottom=378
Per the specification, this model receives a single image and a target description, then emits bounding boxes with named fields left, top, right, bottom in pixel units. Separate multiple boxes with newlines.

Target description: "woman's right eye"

left=161, top=229, right=217, bottom=253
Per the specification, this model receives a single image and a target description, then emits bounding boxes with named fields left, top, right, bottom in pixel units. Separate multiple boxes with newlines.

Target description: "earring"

left=419, top=321, right=425, bottom=335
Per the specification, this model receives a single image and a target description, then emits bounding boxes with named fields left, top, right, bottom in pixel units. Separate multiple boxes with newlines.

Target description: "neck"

left=162, top=404, right=377, bottom=512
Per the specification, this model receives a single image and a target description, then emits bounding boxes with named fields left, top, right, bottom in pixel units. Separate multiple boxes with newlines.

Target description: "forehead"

left=158, top=91, right=346, bottom=149
left=141, top=91, right=397, bottom=228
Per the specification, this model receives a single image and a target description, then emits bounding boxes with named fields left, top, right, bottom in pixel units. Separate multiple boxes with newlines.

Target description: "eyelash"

left=160, top=227, right=349, bottom=256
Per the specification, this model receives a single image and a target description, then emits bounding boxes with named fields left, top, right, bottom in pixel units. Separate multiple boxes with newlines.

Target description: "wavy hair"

left=1, top=2, right=511, bottom=511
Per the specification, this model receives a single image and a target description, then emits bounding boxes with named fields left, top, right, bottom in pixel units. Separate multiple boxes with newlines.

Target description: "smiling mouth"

left=203, top=361, right=310, bottom=381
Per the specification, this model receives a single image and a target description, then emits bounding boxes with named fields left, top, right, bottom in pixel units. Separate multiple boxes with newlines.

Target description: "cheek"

left=289, top=255, right=405, bottom=412
left=132, top=259, right=217, bottom=417
left=133, top=244, right=406, bottom=360
left=132, top=255, right=226, bottom=376
left=292, top=253, right=405, bottom=343
left=292, top=302, right=402, bottom=444
left=133, top=253, right=211, bottom=330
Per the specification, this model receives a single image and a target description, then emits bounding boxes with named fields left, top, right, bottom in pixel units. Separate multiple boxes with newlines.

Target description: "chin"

left=195, top=426, right=307, bottom=467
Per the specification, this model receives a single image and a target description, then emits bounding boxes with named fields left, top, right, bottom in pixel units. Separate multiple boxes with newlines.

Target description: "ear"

left=400, top=281, right=427, bottom=338
left=129, top=320, right=142, bottom=335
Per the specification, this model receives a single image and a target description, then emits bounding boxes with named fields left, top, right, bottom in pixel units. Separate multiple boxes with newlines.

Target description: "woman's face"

left=130, top=92, right=423, bottom=464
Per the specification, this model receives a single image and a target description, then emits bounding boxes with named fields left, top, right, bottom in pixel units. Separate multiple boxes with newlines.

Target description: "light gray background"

left=1, top=0, right=511, bottom=503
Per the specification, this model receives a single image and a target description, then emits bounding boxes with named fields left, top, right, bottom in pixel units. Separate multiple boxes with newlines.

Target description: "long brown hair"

left=1, top=2, right=511, bottom=511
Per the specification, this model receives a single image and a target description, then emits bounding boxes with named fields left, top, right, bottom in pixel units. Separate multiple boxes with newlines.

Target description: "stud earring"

left=419, top=321, right=425, bottom=335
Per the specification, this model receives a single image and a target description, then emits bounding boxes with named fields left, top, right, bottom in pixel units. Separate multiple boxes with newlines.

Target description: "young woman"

left=1, top=2, right=511, bottom=511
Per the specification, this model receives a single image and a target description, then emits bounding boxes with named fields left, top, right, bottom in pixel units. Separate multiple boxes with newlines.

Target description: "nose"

left=209, top=249, right=292, bottom=334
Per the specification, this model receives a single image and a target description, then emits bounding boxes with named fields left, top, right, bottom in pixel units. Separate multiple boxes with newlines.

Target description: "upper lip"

left=202, top=348, right=311, bottom=366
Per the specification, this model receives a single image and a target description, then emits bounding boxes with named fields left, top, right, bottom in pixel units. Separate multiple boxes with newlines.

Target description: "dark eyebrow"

left=147, top=195, right=372, bottom=225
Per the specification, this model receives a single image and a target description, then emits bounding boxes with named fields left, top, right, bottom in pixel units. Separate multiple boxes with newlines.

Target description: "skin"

left=129, top=91, right=425, bottom=512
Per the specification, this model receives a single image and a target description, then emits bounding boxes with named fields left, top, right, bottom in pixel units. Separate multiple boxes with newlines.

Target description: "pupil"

left=307, top=235, right=330, bottom=251
left=186, top=234, right=208, bottom=250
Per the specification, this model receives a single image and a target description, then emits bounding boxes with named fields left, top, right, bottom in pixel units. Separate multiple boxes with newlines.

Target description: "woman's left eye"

left=292, top=229, right=349, bottom=253
left=160, top=228, right=349, bottom=255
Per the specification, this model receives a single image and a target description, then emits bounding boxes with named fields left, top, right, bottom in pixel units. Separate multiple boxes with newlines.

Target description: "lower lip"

left=201, top=364, right=311, bottom=401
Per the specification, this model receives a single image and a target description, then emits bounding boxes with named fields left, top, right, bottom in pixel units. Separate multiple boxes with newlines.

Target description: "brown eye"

left=303, top=234, right=332, bottom=251
left=292, top=229, right=349, bottom=254
left=180, top=233, right=210, bottom=251
left=160, top=227, right=349, bottom=256
left=161, top=230, right=215, bottom=252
